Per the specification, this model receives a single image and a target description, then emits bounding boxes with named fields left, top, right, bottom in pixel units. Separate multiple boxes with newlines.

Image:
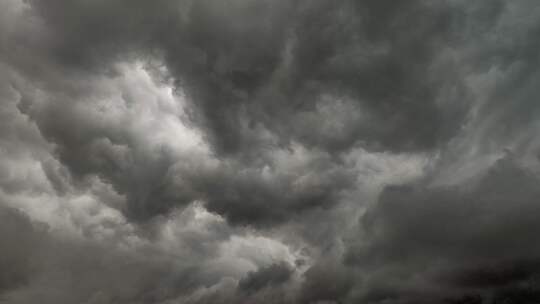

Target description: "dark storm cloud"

left=2, top=0, right=540, bottom=303
left=11, top=0, right=475, bottom=226
left=0, top=205, right=43, bottom=295
left=270, top=0, right=469, bottom=152
left=197, top=155, right=356, bottom=226
left=12, top=76, right=191, bottom=221
left=298, top=258, right=354, bottom=304
left=4, top=0, right=352, bottom=224
left=0, top=211, right=196, bottom=304
left=345, top=157, right=540, bottom=303
left=161, top=0, right=472, bottom=154
left=24, top=0, right=471, bottom=155
left=15, top=69, right=356, bottom=225
left=238, top=262, right=292, bottom=292
left=0, top=200, right=243, bottom=304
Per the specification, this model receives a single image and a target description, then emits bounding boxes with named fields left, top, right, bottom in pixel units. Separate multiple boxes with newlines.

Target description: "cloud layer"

left=1, top=0, right=540, bottom=303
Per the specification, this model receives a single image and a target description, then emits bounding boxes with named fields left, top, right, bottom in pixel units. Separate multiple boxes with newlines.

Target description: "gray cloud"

left=298, top=258, right=354, bottom=304
left=238, top=262, right=293, bottom=293
left=6, top=0, right=473, bottom=226
left=0, top=199, right=280, bottom=304
left=2, top=0, right=540, bottom=303
left=0, top=205, right=44, bottom=295
left=345, top=157, right=540, bottom=303
left=21, top=0, right=472, bottom=155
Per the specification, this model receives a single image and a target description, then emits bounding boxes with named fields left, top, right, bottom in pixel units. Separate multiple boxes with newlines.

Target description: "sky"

left=1, top=1, right=540, bottom=303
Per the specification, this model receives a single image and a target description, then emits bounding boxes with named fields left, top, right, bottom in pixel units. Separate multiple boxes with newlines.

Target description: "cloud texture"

left=1, top=0, right=540, bottom=303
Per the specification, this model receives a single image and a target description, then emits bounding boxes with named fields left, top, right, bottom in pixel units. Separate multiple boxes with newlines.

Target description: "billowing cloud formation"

left=238, top=262, right=292, bottom=293
left=346, top=157, right=540, bottom=303
left=1, top=0, right=540, bottom=303
left=21, top=0, right=471, bottom=154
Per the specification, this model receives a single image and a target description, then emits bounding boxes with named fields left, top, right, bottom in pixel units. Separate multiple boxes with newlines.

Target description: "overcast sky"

left=1, top=1, right=540, bottom=303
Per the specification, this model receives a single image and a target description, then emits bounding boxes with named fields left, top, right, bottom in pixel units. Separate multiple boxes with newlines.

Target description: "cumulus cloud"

left=1, top=0, right=540, bottom=303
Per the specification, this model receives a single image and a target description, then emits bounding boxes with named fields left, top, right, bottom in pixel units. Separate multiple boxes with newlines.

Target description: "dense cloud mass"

left=1, top=0, right=540, bottom=303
